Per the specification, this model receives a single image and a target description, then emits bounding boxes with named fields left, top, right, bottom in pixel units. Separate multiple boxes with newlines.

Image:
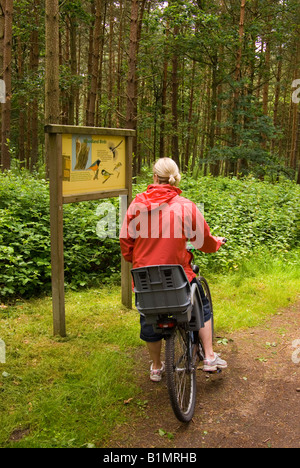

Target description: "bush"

left=0, top=171, right=121, bottom=301
left=180, top=176, right=300, bottom=272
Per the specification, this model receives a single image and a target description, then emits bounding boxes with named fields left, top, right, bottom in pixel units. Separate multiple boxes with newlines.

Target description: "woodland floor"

left=107, top=300, right=300, bottom=449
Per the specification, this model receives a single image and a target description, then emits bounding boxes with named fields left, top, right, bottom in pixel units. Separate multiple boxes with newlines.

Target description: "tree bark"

left=126, top=0, right=146, bottom=175
left=68, top=15, right=77, bottom=126
left=30, top=0, right=40, bottom=170
left=290, top=38, right=300, bottom=173
left=45, top=0, right=60, bottom=177
left=184, top=59, right=196, bottom=172
left=86, top=0, right=102, bottom=127
left=171, top=24, right=180, bottom=168
left=1, top=0, right=13, bottom=171
left=45, top=0, right=60, bottom=125
left=0, top=1, right=4, bottom=79
left=233, top=0, right=246, bottom=176
left=126, top=0, right=139, bottom=132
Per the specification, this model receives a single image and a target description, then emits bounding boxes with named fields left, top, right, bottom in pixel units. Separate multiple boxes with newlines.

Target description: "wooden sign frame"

left=45, top=124, right=135, bottom=337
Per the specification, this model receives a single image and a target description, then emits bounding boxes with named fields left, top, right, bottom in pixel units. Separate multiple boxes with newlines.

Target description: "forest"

left=0, top=0, right=300, bottom=181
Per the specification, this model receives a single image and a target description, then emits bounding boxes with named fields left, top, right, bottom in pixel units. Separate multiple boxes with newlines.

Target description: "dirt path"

left=108, top=300, right=300, bottom=449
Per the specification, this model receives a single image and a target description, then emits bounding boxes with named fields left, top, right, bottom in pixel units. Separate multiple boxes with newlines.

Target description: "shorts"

left=139, top=278, right=212, bottom=343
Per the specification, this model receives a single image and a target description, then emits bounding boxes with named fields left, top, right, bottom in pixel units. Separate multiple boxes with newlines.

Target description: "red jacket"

left=120, top=184, right=223, bottom=282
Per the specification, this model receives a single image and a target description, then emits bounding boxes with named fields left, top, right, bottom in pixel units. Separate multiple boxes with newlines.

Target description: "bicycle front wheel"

left=165, top=326, right=197, bottom=423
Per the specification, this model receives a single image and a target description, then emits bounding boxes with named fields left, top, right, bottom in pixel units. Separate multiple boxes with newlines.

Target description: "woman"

left=120, top=158, right=227, bottom=382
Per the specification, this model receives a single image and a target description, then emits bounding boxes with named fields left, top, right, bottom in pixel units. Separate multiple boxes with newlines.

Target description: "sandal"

left=150, top=362, right=165, bottom=382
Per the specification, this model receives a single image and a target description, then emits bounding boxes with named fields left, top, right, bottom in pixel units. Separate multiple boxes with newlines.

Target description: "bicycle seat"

left=131, top=265, right=193, bottom=324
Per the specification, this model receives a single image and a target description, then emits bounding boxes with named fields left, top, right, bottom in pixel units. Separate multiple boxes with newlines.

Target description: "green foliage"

left=179, top=175, right=300, bottom=273
left=0, top=171, right=121, bottom=301
left=0, top=171, right=299, bottom=302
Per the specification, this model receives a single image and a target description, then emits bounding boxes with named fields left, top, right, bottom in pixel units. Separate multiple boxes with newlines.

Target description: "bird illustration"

left=108, top=140, right=123, bottom=160
left=101, top=169, right=113, bottom=184
left=113, top=162, right=122, bottom=179
left=88, top=159, right=101, bottom=180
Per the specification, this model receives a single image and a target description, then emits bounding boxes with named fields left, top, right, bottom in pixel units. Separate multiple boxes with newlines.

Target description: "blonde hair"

left=153, top=158, right=181, bottom=187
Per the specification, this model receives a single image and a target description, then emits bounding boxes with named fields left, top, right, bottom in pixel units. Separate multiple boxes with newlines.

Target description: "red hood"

left=135, top=184, right=182, bottom=211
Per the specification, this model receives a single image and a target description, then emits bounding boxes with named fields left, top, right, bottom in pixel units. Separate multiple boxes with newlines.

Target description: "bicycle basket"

left=131, top=265, right=192, bottom=324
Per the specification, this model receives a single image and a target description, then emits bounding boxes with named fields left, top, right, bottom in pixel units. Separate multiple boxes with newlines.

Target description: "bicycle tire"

left=165, top=325, right=197, bottom=423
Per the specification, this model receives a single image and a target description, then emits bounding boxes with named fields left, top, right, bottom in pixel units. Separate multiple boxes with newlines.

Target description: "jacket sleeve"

left=119, top=202, right=136, bottom=263
left=200, top=220, right=223, bottom=253
left=186, top=202, right=223, bottom=253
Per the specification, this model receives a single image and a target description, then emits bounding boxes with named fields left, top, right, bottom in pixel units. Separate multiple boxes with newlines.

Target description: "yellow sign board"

left=62, top=133, right=126, bottom=196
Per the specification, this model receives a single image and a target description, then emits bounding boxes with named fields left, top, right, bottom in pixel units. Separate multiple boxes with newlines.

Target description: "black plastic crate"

left=131, top=265, right=192, bottom=323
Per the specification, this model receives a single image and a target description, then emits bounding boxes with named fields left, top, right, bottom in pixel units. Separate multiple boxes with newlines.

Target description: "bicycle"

left=131, top=245, right=223, bottom=423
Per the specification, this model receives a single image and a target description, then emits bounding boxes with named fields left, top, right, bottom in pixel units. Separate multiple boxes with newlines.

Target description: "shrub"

left=179, top=176, right=300, bottom=272
left=0, top=171, right=120, bottom=301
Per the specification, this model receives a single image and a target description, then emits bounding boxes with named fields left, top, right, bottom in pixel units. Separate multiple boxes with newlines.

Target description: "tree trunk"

left=45, top=0, right=60, bottom=124
left=86, top=0, right=102, bottom=127
left=290, top=39, right=300, bottom=173
left=271, top=43, right=283, bottom=154
left=126, top=0, right=139, bottom=132
left=45, top=0, right=60, bottom=176
left=159, top=46, right=168, bottom=159
left=108, top=0, right=114, bottom=128
left=85, top=0, right=95, bottom=125
left=68, top=15, right=77, bottom=126
left=209, top=60, right=219, bottom=176
left=171, top=24, right=180, bottom=168
left=0, top=1, right=4, bottom=81
left=233, top=0, right=246, bottom=176
left=126, top=0, right=146, bottom=176
left=30, top=0, right=40, bottom=170
left=1, top=0, right=13, bottom=171
left=16, top=33, right=25, bottom=167
left=262, top=39, right=271, bottom=116
left=96, top=0, right=107, bottom=127
left=116, top=0, right=124, bottom=128
left=184, top=59, right=196, bottom=172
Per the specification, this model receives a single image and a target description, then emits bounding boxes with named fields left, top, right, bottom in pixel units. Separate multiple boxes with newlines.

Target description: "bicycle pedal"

left=203, top=369, right=222, bottom=375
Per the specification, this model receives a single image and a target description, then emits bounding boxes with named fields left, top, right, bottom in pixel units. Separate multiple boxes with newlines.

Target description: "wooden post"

left=48, top=133, right=66, bottom=336
left=121, top=135, right=133, bottom=309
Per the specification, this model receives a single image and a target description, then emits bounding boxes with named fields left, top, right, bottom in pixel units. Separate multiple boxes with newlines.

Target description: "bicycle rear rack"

left=131, top=265, right=204, bottom=333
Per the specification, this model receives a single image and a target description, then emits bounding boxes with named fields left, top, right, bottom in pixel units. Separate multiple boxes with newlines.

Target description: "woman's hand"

left=215, top=237, right=228, bottom=245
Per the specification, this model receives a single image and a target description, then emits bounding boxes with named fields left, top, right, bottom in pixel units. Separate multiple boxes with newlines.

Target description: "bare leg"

left=198, top=319, right=214, bottom=360
left=147, top=341, right=163, bottom=370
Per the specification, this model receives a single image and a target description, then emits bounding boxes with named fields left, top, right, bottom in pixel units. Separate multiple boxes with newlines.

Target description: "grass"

left=208, top=249, right=300, bottom=331
left=0, top=251, right=299, bottom=447
left=0, top=287, right=143, bottom=448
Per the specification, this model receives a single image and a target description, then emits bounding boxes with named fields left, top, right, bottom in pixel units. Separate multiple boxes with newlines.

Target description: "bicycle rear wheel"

left=165, top=326, right=197, bottom=423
